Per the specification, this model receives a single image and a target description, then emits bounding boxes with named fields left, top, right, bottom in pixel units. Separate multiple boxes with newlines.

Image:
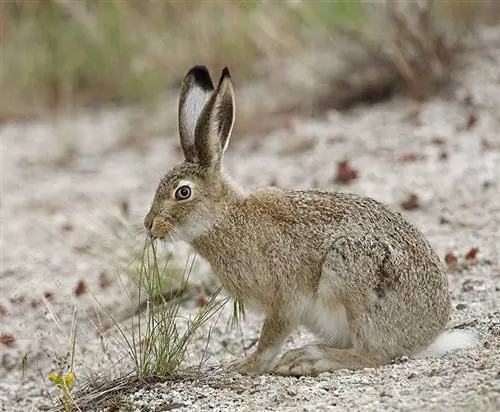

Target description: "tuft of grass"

left=104, top=239, right=227, bottom=378
left=131, top=240, right=224, bottom=377
left=231, top=296, right=246, bottom=329
left=62, top=238, right=232, bottom=411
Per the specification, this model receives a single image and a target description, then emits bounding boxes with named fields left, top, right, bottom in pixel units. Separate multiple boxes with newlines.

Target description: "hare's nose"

left=144, top=212, right=154, bottom=232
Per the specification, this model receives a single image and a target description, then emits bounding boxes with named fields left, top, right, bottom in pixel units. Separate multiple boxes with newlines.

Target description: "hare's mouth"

left=150, top=216, right=174, bottom=239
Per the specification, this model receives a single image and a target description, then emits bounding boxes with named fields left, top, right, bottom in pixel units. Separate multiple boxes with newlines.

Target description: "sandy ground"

left=1, top=31, right=500, bottom=411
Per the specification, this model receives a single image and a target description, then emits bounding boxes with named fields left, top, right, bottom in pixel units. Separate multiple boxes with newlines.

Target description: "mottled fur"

left=144, top=66, right=475, bottom=376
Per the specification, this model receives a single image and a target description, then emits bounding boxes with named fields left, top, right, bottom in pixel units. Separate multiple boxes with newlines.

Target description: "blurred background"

left=1, top=3, right=500, bottom=409
left=1, top=0, right=499, bottom=130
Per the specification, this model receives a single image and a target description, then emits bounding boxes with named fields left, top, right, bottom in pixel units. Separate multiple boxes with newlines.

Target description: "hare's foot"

left=272, top=344, right=375, bottom=377
left=225, top=353, right=264, bottom=376
left=226, top=312, right=292, bottom=375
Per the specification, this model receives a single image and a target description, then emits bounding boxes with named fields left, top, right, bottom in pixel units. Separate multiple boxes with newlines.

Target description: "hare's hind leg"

left=272, top=344, right=379, bottom=376
left=273, top=234, right=420, bottom=377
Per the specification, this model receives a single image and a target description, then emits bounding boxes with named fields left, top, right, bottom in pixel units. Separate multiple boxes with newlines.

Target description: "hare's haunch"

left=144, top=66, right=475, bottom=376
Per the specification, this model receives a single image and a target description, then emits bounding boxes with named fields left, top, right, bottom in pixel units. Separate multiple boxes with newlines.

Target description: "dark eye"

left=174, top=185, right=191, bottom=201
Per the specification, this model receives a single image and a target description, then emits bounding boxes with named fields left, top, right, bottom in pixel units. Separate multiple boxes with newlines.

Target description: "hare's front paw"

left=225, top=353, right=264, bottom=376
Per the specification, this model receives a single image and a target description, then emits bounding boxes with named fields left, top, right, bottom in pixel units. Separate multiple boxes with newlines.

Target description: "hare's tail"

left=415, top=329, right=477, bottom=359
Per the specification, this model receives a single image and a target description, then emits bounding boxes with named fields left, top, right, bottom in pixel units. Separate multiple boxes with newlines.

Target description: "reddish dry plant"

left=61, top=221, right=74, bottom=233
left=98, top=272, right=112, bottom=289
left=444, top=251, right=458, bottom=264
left=439, top=151, right=449, bottom=161
left=30, top=299, right=41, bottom=308
left=0, top=304, right=7, bottom=317
left=466, top=111, right=478, bottom=130
left=400, top=152, right=423, bottom=162
left=481, top=139, right=492, bottom=151
left=0, top=334, right=15, bottom=346
left=74, top=280, right=88, bottom=297
left=44, top=291, right=55, bottom=301
left=465, top=247, right=478, bottom=261
left=334, top=160, right=359, bottom=184
left=195, top=295, right=208, bottom=308
left=283, top=114, right=295, bottom=131
left=462, top=94, right=473, bottom=105
left=97, top=325, right=112, bottom=337
left=431, top=136, right=446, bottom=146
left=400, top=194, right=420, bottom=211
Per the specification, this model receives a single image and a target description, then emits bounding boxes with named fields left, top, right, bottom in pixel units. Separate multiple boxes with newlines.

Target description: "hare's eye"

left=174, top=185, right=192, bottom=201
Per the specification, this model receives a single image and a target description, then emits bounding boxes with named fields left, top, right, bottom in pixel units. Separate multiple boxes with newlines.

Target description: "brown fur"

left=144, top=66, right=462, bottom=376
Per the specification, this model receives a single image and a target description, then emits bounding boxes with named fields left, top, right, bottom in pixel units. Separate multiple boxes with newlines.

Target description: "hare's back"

left=284, top=190, right=405, bottom=228
left=283, top=190, right=436, bottom=255
left=244, top=188, right=439, bottom=264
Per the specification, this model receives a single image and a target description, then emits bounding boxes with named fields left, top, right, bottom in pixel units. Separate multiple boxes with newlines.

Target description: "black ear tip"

left=217, top=67, right=232, bottom=89
left=187, top=65, right=214, bottom=91
left=221, top=67, right=231, bottom=78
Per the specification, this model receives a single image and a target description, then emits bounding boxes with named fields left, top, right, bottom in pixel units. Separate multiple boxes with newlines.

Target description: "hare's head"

left=144, top=66, right=237, bottom=242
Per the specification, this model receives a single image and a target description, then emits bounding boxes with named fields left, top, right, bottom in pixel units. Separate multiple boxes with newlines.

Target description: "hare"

left=144, top=66, right=475, bottom=376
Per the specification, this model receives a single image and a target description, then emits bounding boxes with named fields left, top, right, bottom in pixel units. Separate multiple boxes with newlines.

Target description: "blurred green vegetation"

left=0, top=0, right=365, bottom=119
left=0, top=0, right=497, bottom=122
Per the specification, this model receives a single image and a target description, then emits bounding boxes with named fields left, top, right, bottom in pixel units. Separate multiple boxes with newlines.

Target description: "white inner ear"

left=185, top=88, right=211, bottom=139
left=221, top=84, right=235, bottom=154
left=221, top=105, right=235, bottom=154
left=205, top=94, right=235, bottom=159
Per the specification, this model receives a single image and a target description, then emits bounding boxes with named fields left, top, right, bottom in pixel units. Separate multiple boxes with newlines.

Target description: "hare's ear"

left=194, top=67, right=235, bottom=168
left=178, top=66, right=214, bottom=162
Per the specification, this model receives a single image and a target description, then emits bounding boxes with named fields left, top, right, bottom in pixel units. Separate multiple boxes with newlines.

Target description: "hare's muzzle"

left=144, top=212, right=174, bottom=239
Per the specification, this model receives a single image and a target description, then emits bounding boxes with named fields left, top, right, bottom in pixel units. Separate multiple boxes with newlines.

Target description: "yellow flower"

left=64, top=372, right=75, bottom=387
left=48, top=372, right=63, bottom=385
left=48, top=372, right=75, bottom=389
